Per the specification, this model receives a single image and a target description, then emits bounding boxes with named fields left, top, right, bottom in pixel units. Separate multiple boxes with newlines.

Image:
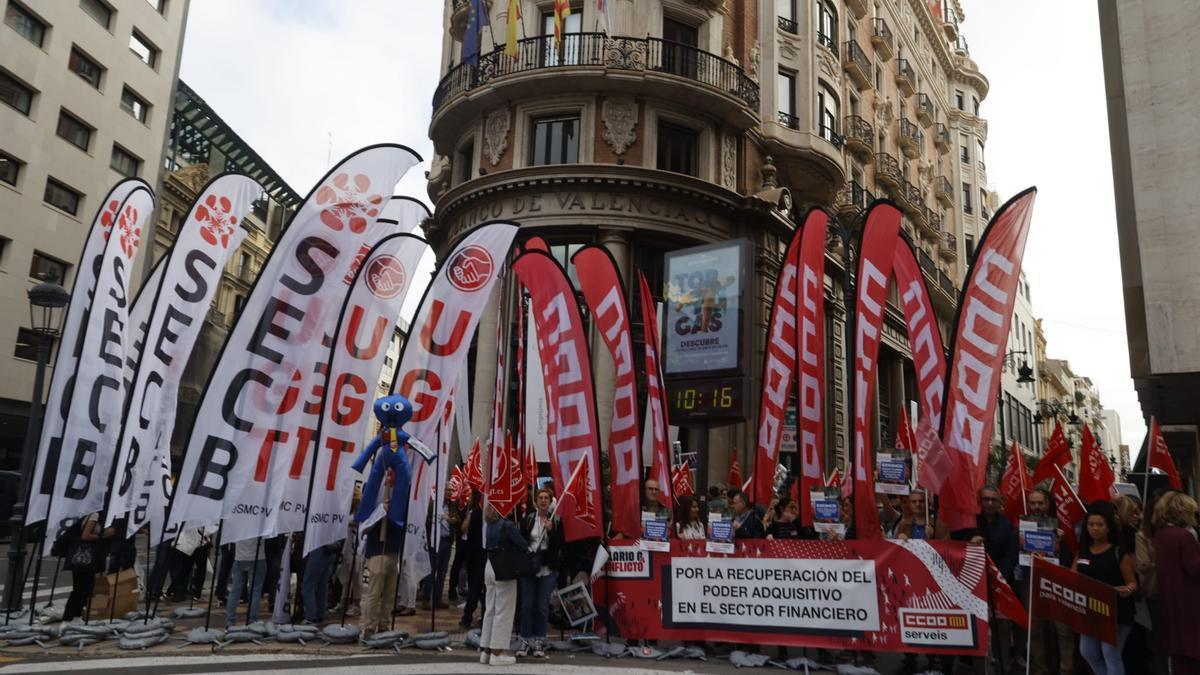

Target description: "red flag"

left=893, top=238, right=947, bottom=429
left=672, top=464, right=693, bottom=498
left=508, top=434, right=527, bottom=510
left=572, top=246, right=643, bottom=538
left=561, top=456, right=595, bottom=529
left=825, top=468, right=841, bottom=488
left=896, top=409, right=918, bottom=453
left=1000, top=440, right=1031, bottom=524
left=753, top=220, right=801, bottom=509
left=514, top=251, right=604, bottom=540
left=728, top=454, right=743, bottom=490
left=941, top=188, right=1037, bottom=492
left=1078, top=425, right=1116, bottom=504
left=487, top=434, right=517, bottom=517
left=796, top=210, right=828, bottom=526
left=637, top=271, right=672, bottom=511
left=987, top=554, right=1029, bottom=629
left=915, top=413, right=976, bottom=531
left=1031, top=422, right=1071, bottom=486
left=525, top=444, right=539, bottom=495
left=852, top=203, right=903, bottom=540
left=464, top=438, right=484, bottom=492
left=1148, top=417, right=1183, bottom=490
left=1051, top=464, right=1085, bottom=553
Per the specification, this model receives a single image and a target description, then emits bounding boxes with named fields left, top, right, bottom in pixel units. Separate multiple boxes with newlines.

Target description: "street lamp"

left=4, top=274, right=69, bottom=614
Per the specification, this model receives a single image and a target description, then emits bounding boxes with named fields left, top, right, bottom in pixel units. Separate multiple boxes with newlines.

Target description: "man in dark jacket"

left=974, top=486, right=1019, bottom=673
left=729, top=490, right=765, bottom=539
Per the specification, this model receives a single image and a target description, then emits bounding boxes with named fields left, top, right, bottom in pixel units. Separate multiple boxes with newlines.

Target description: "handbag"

left=488, top=544, right=533, bottom=581
left=69, top=541, right=96, bottom=570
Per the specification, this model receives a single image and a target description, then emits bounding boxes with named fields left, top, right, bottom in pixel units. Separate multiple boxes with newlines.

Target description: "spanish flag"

left=505, top=0, right=521, bottom=60
left=553, top=0, right=571, bottom=53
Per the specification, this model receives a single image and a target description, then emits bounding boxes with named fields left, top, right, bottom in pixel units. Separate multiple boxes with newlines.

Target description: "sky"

left=179, top=0, right=1147, bottom=448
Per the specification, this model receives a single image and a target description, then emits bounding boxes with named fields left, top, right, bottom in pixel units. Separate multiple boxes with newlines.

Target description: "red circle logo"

left=446, top=244, right=494, bottom=292
left=365, top=255, right=406, bottom=299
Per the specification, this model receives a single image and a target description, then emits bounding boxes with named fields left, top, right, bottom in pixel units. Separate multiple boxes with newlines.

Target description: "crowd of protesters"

left=38, top=468, right=1199, bottom=674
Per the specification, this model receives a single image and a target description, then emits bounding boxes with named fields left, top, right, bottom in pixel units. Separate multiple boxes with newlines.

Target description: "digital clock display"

left=666, top=377, right=748, bottom=423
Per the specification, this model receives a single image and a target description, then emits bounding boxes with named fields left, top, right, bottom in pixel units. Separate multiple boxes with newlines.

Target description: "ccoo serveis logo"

left=901, top=611, right=969, bottom=629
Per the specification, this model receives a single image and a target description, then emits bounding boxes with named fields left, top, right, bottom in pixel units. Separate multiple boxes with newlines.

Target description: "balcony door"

left=542, top=10, right=583, bottom=66
left=660, top=17, right=698, bottom=79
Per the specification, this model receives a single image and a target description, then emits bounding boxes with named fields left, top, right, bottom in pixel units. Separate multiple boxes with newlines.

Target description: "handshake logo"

left=447, top=245, right=494, bottom=292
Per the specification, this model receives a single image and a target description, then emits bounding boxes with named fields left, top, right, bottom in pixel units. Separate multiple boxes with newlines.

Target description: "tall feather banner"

left=940, top=187, right=1036, bottom=527
left=638, top=271, right=672, bottom=512
left=795, top=209, right=828, bottom=526
left=27, top=178, right=148, bottom=528
left=892, top=236, right=946, bottom=429
left=44, top=186, right=154, bottom=551
left=851, top=201, right=903, bottom=541
left=168, top=145, right=419, bottom=544
left=571, top=245, right=641, bottom=539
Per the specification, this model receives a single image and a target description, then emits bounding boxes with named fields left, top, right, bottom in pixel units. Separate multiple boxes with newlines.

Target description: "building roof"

left=168, top=80, right=302, bottom=209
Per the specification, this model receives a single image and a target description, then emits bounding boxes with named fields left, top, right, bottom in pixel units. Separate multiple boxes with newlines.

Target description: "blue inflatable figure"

left=351, top=394, right=414, bottom=527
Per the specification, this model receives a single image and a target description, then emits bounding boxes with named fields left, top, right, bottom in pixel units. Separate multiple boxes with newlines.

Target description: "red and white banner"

left=595, top=539, right=990, bottom=655
left=892, top=237, right=946, bottom=429
left=1077, top=425, right=1117, bottom=504
left=305, top=221, right=430, bottom=555
left=107, top=174, right=261, bottom=538
left=852, top=202, right=903, bottom=539
left=1148, top=417, right=1183, bottom=490
left=752, top=225, right=801, bottom=508
left=637, top=271, right=672, bottom=512
left=28, top=178, right=148, bottom=527
left=1000, top=440, right=1031, bottom=524
left=1031, top=422, right=1070, bottom=486
left=1051, top=464, right=1085, bottom=553
left=572, top=246, right=641, bottom=538
left=45, top=187, right=154, bottom=552
left=941, top=188, right=1037, bottom=493
left=514, top=251, right=604, bottom=541
left=169, top=145, right=419, bottom=544
left=392, top=222, right=518, bottom=577
left=796, top=211, right=827, bottom=525
left=1031, top=556, right=1118, bottom=644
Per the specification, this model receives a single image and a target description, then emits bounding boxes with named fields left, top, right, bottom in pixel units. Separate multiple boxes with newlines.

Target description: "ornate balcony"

left=875, top=152, right=902, bottom=193
left=898, top=118, right=923, bottom=158
left=934, top=122, right=950, bottom=153
left=431, top=33, right=760, bottom=135
left=921, top=207, right=941, bottom=238
left=843, top=39, right=872, bottom=89
left=919, top=247, right=937, bottom=279
left=895, top=59, right=916, bottom=96
left=777, top=16, right=798, bottom=34
left=941, top=231, right=958, bottom=261
left=916, top=94, right=935, bottom=127
left=943, top=15, right=959, bottom=42
left=900, top=181, right=926, bottom=221
left=871, top=18, right=894, bottom=61
left=939, top=268, right=956, bottom=299
left=778, top=111, right=800, bottom=130
left=835, top=180, right=871, bottom=216
left=818, top=122, right=845, bottom=149
left=936, top=176, right=953, bottom=205
left=843, top=115, right=873, bottom=159
left=846, top=0, right=868, bottom=19
left=816, top=31, right=839, bottom=57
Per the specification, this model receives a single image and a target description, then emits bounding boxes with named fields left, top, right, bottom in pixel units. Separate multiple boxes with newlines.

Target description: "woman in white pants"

left=479, top=504, right=528, bottom=666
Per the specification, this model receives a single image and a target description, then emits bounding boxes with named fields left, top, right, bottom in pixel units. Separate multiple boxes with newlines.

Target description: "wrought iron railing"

left=872, top=18, right=893, bottom=51
left=943, top=231, right=957, bottom=252
left=919, top=249, right=936, bottom=276
left=899, top=118, right=923, bottom=147
left=937, top=176, right=952, bottom=196
left=817, top=32, right=839, bottom=56
left=934, top=122, right=950, bottom=147
left=897, top=59, right=916, bottom=87
left=917, top=93, right=935, bottom=120
left=432, top=33, right=760, bottom=112
left=778, top=111, right=800, bottom=129
left=837, top=180, right=871, bottom=212
left=939, top=269, right=955, bottom=297
left=843, top=114, right=873, bottom=150
left=819, top=122, right=845, bottom=148
left=844, top=39, right=870, bottom=77
left=778, top=16, right=798, bottom=34
left=876, top=152, right=901, bottom=184
left=904, top=181, right=924, bottom=210
left=928, top=209, right=942, bottom=232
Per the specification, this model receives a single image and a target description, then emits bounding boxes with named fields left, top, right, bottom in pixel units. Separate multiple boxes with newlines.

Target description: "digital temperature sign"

left=666, top=377, right=748, bottom=423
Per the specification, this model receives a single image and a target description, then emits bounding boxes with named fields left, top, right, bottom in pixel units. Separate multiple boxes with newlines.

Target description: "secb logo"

left=447, top=244, right=493, bottom=292
left=366, top=255, right=406, bottom=299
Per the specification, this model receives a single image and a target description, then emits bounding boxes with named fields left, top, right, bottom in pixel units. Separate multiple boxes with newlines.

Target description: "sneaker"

left=515, top=641, right=530, bottom=657
left=533, top=639, right=545, bottom=658
left=490, top=654, right=516, bottom=666
left=479, top=651, right=490, bottom=665
left=396, top=607, right=415, bottom=617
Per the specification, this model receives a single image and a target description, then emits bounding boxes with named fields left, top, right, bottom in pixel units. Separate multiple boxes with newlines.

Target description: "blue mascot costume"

left=351, top=394, right=414, bottom=527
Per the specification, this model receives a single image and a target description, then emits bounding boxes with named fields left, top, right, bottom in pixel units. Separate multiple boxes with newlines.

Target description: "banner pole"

left=1025, top=561, right=1035, bottom=675
left=202, top=524, right=222, bottom=631
left=107, top=554, right=122, bottom=621
left=431, top=423, right=442, bottom=635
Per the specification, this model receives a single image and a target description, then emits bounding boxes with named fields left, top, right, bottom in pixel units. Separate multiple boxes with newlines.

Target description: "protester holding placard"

left=765, top=497, right=816, bottom=539
left=890, top=490, right=947, bottom=541
left=517, top=487, right=562, bottom=658
left=1014, top=487, right=1067, bottom=675
left=675, top=496, right=706, bottom=540
left=1073, top=501, right=1138, bottom=675
left=1151, top=491, right=1200, bottom=675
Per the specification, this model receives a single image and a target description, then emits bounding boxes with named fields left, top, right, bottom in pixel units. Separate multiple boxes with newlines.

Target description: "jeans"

left=1079, top=624, right=1132, bottom=675
left=420, top=537, right=453, bottom=603
left=518, top=571, right=558, bottom=639
left=225, top=559, right=266, bottom=628
left=302, top=547, right=338, bottom=622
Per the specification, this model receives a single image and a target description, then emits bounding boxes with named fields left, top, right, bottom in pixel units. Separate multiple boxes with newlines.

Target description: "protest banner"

left=596, top=539, right=989, bottom=655
left=1031, top=556, right=1118, bottom=644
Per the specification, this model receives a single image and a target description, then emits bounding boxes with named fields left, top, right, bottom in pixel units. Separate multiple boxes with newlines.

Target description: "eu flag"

left=462, top=0, right=490, bottom=67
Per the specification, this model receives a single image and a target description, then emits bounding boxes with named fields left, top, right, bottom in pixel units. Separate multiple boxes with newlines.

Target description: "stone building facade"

left=426, top=0, right=995, bottom=487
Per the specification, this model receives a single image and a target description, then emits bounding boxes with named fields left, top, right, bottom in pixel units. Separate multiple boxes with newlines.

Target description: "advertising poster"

left=664, top=240, right=745, bottom=375
left=595, top=539, right=990, bottom=655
